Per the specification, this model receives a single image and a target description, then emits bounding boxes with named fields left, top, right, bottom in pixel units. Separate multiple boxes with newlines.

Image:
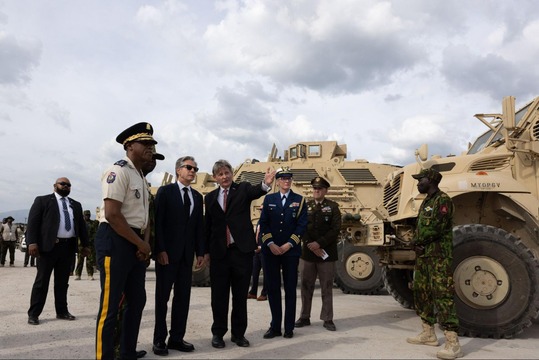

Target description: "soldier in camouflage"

left=75, top=210, right=97, bottom=280
left=406, top=168, right=463, bottom=360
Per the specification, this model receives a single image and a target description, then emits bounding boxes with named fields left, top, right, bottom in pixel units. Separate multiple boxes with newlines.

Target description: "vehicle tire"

left=191, top=255, right=210, bottom=287
left=334, top=242, right=384, bottom=295
left=452, top=224, right=539, bottom=338
left=382, top=267, right=414, bottom=309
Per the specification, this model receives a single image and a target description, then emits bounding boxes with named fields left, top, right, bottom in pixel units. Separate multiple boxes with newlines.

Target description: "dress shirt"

left=55, top=192, right=76, bottom=238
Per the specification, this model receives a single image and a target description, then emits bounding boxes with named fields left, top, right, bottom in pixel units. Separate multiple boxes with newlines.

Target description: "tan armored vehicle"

left=378, top=96, right=539, bottom=338
left=163, top=142, right=399, bottom=291
left=230, top=141, right=399, bottom=294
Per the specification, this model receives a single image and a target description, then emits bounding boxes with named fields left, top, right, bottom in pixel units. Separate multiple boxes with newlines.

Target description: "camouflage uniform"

left=413, top=189, right=459, bottom=332
left=75, top=218, right=97, bottom=277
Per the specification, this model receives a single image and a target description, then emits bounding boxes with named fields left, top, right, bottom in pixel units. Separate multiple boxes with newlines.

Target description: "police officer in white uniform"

left=95, top=122, right=156, bottom=360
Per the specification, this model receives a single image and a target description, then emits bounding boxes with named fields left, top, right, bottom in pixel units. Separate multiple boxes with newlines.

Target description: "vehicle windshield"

left=468, top=101, right=532, bottom=155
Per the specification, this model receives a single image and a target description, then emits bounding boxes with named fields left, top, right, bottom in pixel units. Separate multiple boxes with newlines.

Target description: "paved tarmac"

left=1, top=254, right=538, bottom=359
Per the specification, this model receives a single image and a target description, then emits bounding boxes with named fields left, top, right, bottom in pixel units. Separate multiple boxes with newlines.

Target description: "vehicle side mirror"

left=502, top=96, right=516, bottom=130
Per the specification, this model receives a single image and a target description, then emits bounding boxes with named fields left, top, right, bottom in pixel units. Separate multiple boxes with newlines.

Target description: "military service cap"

left=116, top=122, right=157, bottom=146
left=412, top=168, right=442, bottom=183
left=5, top=216, right=14, bottom=221
left=311, top=176, right=330, bottom=188
left=83, top=210, right=91, bottom=216
left=276, top=167, right=293, bottom=179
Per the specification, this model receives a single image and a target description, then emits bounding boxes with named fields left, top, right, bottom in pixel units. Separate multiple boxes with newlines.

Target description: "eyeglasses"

left=278, top=177, right=292, bottom=182
left=56, top=182, right=72, bottom=187
left=181, top=165, right=199, bottom=172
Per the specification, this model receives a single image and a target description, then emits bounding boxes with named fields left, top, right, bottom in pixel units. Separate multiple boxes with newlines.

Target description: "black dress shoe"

left=56, top=312, right=76, bottom=320
left=283, top=331, right=294, bottom=338
left=152, top=342, right=168, bottom=356
left=211, top=335, right=225, bottom=348
left=28, top=316, right=39, bottom=325
left=294, top=318, right=311, bottom=328
left=231, top=335, right=250, bottom=347
left=323, top=320, right=337, bottom=331
left=263, top=328, right=282, bottom=339
left=136, top=350, right=147, bottom=358
left=168, top=339, right=194, bottom=352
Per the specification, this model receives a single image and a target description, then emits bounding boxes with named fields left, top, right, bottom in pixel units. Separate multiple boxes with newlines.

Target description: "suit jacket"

left=259, top=190, right=308, bottom=257
left=154, top=183, right=205, bottom=263
left=26, top=193, right=89, bottom=253
left=301, top=198, right=341, bottom=262
left=204, top=181, right=267, bottom=259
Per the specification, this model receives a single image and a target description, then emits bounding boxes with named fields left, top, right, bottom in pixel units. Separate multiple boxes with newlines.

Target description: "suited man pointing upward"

left=152, top=156, right=206, bottom=356
left=26, top=177, right=90, bottom=325
left=205, top=160, right=275, bottom=349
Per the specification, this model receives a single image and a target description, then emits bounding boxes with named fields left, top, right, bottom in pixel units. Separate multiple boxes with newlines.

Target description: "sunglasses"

left=181, top=165, right=199, bottom=172
left=56, top=182, right=72, bottom=187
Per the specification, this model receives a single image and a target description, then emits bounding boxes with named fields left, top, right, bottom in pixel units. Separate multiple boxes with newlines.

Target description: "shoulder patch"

left=107, top=172, right=117, bottom=184
left=114, top=160, right=128, bottom=167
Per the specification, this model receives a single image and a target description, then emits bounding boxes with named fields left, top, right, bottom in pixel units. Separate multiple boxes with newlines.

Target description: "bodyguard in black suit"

left=204, top=159, right=275, bottom=349
left=26, top=177, right=89, bottom=325
left=152, top=156, right=206, bottom=356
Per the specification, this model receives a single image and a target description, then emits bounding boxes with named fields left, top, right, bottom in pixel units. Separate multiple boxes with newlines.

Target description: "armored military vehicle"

left=231, top=141, right=399, bottom=295
left=377, top=96, right=539, bottom=338
left=163, top=142, right=399, bottom=291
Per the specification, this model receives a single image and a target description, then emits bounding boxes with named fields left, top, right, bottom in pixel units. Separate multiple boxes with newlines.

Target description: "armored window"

left=308, top=145, right=321, bottom=157
left=290, top=147, right=298, bottom=159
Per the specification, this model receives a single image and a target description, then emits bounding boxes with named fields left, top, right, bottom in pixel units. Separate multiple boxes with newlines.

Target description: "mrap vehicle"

left=164, top=141, right=399, bottom=292
left=378, top=96, right=539, bottom=338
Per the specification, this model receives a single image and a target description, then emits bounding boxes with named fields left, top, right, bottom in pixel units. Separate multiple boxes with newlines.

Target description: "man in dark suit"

left=152, top=156, right=206, bottom=356
left=204, top=159, right=275, bottom=349
left=26, top=177, right=90, bottom=325
left=259, top=167, right=308, bottom=339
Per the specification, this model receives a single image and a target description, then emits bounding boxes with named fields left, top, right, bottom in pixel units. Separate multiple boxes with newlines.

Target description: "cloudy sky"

left=1, top=0, right=538, bottom=215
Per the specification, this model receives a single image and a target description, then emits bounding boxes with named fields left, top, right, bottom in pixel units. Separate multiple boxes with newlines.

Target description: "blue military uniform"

left=259, top=168, right=307, bottom=336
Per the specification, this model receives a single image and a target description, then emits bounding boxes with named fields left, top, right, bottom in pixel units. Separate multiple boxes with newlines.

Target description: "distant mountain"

left=0, top=209, right=30, bottom=224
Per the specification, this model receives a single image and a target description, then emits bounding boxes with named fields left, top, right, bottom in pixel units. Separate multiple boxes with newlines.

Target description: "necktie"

left=61, top=197, right=72, bottom=231
left=282, top=195, right=287, bottom=206
left=223, top=189, right=231, bottom=247
left=183, top=187, right=191, bottom=218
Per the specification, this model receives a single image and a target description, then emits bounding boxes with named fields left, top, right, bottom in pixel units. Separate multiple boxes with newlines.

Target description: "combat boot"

left=406, top=321, right=439, bottom=346
left=436, top=330, right=463, bottom=359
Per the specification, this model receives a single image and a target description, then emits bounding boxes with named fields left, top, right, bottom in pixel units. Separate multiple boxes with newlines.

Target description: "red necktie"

left=223, top=189, right=231, bottom=247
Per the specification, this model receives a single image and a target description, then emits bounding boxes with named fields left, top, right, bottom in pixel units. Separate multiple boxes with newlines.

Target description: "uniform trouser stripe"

left=96, top=256, right=111, bottom=360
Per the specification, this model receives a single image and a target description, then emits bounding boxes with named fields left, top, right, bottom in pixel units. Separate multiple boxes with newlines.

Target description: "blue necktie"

left=61, top=198, right=72, bottom=231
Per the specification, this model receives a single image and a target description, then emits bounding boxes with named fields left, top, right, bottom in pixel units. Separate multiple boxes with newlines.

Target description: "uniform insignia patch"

left=440, top=204, right=448, bottom=214
left=135, top=189, right=140, bottom=199
left=114, top=160, right=128, bottom=167
left=107, top=172, right=117, bottom=183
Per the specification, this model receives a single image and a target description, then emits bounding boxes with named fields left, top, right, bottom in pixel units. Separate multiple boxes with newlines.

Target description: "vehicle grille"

left=383, top=173, right=402, bottom=217
left=237, top=171, right=265, bottom=186
left=469, top=156, right=511, bottom=171
left=532, top=119, right=539, bottom=140
left=337, top=168, right=378, bottom=183
left=288, top=169, right=320, bottom=182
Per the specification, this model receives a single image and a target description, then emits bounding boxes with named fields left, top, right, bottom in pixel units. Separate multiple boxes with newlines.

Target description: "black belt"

left=131, top=228, right=145, bottom=238
left=56, top=237, right=75, bottom=243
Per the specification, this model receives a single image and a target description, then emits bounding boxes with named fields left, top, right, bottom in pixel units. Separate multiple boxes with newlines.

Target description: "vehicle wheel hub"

left=454, top=256, right=510, bottom=309
left=345, top=252, right=374, bottom=280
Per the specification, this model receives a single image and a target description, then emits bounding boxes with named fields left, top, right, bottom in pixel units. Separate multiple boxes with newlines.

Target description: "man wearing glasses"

left=26, top=177, right=90, bottom=325
left=95, top=122, right=156, bottom=360
left=152, top=156, right=206, bottom=356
